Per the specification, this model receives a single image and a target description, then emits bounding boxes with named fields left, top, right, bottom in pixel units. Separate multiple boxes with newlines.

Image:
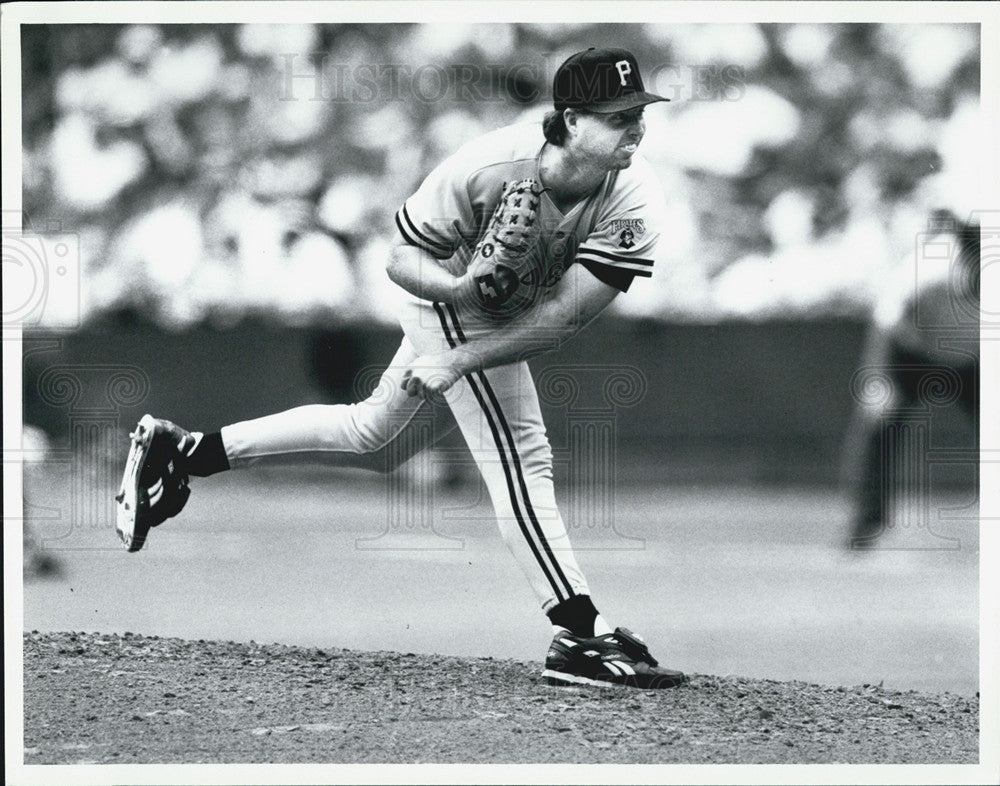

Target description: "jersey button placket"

left=551, top=230, right=568, bottom=260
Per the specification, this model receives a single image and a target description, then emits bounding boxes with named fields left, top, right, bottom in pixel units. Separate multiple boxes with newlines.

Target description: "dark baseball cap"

left=553, top=47, right=669, bottom=113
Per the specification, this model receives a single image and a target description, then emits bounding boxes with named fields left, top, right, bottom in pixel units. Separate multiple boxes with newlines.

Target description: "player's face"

left=570, top=107, right=647, bottom=170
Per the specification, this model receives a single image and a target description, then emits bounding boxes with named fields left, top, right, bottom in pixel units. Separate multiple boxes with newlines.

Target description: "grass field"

left=23, top=467, right=979, bottom=697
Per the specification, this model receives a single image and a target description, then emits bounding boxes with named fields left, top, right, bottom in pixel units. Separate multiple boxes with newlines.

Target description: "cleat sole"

left=541, top=669, right=619, bottom=688
left=115, top=415, right=156, bottom=552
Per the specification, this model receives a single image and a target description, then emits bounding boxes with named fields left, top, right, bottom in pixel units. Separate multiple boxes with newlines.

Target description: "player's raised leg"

left=114, top=338, right=456, bottom=551
left=221, top=338, right=429, bottom=470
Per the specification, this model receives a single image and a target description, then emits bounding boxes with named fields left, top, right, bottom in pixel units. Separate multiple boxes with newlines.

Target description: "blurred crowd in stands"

left=19, top=22, right=980, bottom=328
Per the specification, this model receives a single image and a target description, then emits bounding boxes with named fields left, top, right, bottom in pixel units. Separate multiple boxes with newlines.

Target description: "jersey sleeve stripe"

left=577, top=245, right=654, bottom=266
left=577, top=257, right=638, bottom=291
left=575, top=252, right=654, bottom=276
left=394, top=212, right=438, bottom=256
left=395, top=204, right=455, bottom=259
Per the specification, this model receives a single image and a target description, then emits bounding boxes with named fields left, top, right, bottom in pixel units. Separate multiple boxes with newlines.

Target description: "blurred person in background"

left=116, top=48, right=690, bottom=690
left=844, top=210, right=980, bottom=548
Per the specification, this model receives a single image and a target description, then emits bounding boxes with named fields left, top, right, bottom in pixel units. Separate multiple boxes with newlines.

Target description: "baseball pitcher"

left=116, top=48, right=686, bottom=689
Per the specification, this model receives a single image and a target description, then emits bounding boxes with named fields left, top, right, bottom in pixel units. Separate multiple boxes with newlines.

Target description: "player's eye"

left=614, top=111, right=643, bottom=124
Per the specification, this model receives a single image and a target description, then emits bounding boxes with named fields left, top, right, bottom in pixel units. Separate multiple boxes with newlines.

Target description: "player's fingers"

left=401, top=369, right=413, bottom=391
left=429, top=376, right=450, bottom=395
left=423, top=384, right=446, bottom=406
left=426, top=374, right=456, bottom=404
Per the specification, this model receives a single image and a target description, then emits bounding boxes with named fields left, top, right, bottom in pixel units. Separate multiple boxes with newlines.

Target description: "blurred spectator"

left=237, top=23, right=319, bottom=60
left=654, top=86, right=802, bottom=178
left=668, top=23, right=769, bottom=70
left=49, top=113, right=147, bottom=212
left=877, top=24, right=977, bottom=92
left=148, top=35, right=224, bottom=105
left=317, top=174, right=382, bottom=236
left=354, top=236, right=412, bottom=325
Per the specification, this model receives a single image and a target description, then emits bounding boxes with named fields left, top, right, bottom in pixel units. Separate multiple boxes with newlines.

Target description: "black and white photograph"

left=4, top=1, right=998, bottom=783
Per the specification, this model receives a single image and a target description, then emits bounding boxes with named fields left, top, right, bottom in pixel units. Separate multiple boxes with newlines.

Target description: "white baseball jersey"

left=394, top=121, right=669, bottom=296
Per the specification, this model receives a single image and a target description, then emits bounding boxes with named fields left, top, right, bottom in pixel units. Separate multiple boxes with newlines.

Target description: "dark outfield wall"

left=22, top=316, right=976, bottom=486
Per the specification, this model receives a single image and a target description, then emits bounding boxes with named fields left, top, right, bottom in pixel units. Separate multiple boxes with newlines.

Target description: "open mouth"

left=620, top=143, right=639, bottom=154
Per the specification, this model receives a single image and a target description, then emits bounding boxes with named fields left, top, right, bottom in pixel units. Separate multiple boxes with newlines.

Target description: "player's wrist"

left=448, top=346, right=481, bottom=377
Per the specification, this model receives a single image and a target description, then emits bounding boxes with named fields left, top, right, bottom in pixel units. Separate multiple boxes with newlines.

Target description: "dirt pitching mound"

left=23, top=631, right=977, bottom=764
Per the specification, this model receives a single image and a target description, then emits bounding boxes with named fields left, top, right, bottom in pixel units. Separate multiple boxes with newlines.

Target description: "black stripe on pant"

left=432, top=302, right=575, bottom=603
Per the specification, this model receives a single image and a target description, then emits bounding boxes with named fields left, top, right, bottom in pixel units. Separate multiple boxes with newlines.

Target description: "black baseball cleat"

left=115, top=414, right=196, bottom=552
left=542, top=627, right=687, bottom=689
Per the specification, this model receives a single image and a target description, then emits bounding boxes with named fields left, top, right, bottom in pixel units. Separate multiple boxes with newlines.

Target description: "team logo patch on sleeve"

left=611, top=218, right=646, bottom=249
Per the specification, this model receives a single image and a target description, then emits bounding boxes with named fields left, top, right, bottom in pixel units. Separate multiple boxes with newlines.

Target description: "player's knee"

left=345, top=402, right=393, bottom=454
left=350, top=445, right=402, bottom=474
left=296, top=403, right=390, bottom=456
left=514, top=441, right=555, bottom=482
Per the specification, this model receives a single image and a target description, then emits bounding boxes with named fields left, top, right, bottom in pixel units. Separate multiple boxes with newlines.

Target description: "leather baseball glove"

left=465, top=178, right=545, bottom=315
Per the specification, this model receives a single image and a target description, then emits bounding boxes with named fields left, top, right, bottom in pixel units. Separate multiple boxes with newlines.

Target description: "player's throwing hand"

left=400, top=351, right=465, bottom=400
